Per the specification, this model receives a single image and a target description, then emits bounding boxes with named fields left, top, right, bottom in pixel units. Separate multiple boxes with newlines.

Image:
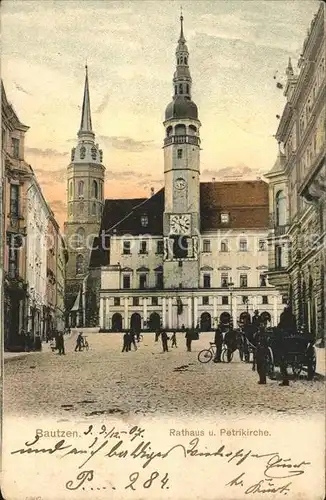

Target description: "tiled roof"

left=89, top=180, right=269, bottom=268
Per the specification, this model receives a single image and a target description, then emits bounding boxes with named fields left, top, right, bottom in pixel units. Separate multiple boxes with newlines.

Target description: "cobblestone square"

left=4, top=332, right=325, bottom=419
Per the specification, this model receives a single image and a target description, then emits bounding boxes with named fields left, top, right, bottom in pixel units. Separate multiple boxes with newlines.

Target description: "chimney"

left=212, top=177, right=216, bottom=182
left=150, top=187, right=154, bottom=197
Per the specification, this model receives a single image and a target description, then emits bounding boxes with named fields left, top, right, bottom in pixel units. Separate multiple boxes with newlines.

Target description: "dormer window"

left=141, top=215, right=148, bottom=227
left=221, top=213, right=229, bottom=224
left=80, top=146, right=86, bottom=159
left=91, top=146, right=97, bottom=160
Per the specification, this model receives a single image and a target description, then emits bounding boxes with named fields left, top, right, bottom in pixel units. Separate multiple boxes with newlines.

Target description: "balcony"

left=164, top=135, right=200, bottom=147
left=274, top=225, right=290, bottom=237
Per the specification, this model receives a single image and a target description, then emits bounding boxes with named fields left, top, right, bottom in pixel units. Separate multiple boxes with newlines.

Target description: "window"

left=203, top=239, right=211, bottom=252
left=258, top=239, right=267, bottom=251
left=262, top=296, right=268, bottom=305
left=123, top=240, right=131, bottom=255
left=179, top=84, right=183, bottom=94
left=220, top=239, right=229, bottom=252
left=260, top=274, right=267, bottom=287
left=69, top=181, right=73, bottom=199
left=203, top=274, right=211, bottom=288
left=141, top=215, right=148, bottom=227
left=8, top=247, right=19, bottom=278
left=275, top=245, right=284, bottom=268
left=177, top=149, right=183, bottom=159
left=76, top=227, right=85, bottom=248
left=186, top=83, right=189, bottom=94
left=123, top=275, right=131, bottom=289
left=114, top=297, right=120, bottom=306
left=69, top=204, right=72, bottom=215
left=152, top=297, right=158, bottom=306
left=139, top=240, right=147, bottom=254
left=11, top=138, right=20, bottom=158
left=184, top=57, right=188, bottom=65
left=155, top=272, right=163, bottom=289
left=222, top=296, right=229, bottom=305
left=1, top=128, right=5, bottom=149
left=78, top=180, right=84, bottom=198
left=220, top=213, right=229, bottom=224
left=275, top=190, right=286, bottom=226
left=156, top=240, right=164, bottom=254
left=240, top=274, right=248, bottom=288
left=133, top=297, right=139, bottom=306
left=92, top=180, right=98, bottom=199
left=242, top=295, right=248, bottom=304
left=139, top=274, right=147, bottom=289
left=10, top=184, right=19, bottom=217
left=221, top=273, right=228, bottom=288
left=282, top=295, right=288, bottom=304
left=91, top=146, right=97, bottom=160
left=80, top=146, right=86, bottom=159
left=92, top=202, right=97, bottom=215
left=76, top=254, right=84, bottom=275
left=202, top=296, right=209, bottom=305
left=239, top=239, right=248, bottom=252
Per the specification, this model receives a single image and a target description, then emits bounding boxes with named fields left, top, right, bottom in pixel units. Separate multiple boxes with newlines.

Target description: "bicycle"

left=198, top=342, right=216, bottom=363
left=221, top=344, right=234, bottom=363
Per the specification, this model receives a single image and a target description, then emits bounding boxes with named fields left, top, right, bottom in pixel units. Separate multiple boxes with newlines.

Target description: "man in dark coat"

left=224, top=325, right=237, bottom=362
left=122, top=332, right=130, bottom=352
left=278, top=306, right=297, bottom=335
left=185, top=328, right=194, bottom=352
left=252, top=310, right=260, bottom=329
left=213, top=324, right=223, bottom=362
left=75, top=332, right=83, bottom=352
left=57, top=332, right=65, bottom=355
left=161, top=330, right=169, bottom=352
left=255, top=326, right=269, bottom=384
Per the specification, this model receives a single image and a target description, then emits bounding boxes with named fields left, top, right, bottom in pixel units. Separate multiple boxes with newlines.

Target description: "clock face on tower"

left=175, top=177, right=186, bottom=190
left=169, top=214, right=191, bottom=235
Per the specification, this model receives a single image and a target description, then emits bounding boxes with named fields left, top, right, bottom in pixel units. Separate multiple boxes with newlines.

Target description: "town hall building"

left=66, top=15, right=285, bottom=331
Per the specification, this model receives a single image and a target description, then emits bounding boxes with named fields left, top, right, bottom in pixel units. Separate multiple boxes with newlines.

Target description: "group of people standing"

left=155, top=326, right=200, bottom=352
left=121, top=329, right=141, bottom=352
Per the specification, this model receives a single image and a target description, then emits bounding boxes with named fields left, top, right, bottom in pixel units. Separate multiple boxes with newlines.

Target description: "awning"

left=70, top=290, right=81, bottom=312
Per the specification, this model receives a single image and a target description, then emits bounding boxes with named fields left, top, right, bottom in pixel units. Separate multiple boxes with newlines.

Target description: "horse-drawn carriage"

left=264, top=330, right=317, bottom=380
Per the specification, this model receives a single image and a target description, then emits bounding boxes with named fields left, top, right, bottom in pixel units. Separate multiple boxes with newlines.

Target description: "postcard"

left=1, top=1, right=325, bottom=499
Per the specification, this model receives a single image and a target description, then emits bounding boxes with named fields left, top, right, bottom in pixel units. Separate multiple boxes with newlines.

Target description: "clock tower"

left=163, top=13, right=201, bottom=289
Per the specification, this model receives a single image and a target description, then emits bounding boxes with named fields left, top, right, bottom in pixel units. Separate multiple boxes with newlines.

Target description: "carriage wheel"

left=291, top=362, right=302, bottom=377
left=265, top=347, right=275, bottom=378
left=84, top=341, right=89, bottom=351
left=307, top=352, right=316, bottom=380
left=198, top=349, right=212, bottom=363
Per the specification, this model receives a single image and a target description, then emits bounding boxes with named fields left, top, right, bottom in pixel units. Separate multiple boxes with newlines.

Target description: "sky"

left=1, top=0, right=320, bottom=229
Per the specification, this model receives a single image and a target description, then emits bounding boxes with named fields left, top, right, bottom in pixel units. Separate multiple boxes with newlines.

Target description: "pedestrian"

left=213, top=324, right=223, bottom=362
left=75, top=332, right=83, bottom=352
left=275, top=327, right=290, bottom=386
left=129, top=330, right=137, bottom=351
left=57, top=331, right=65, bottom=355
left=252, top=310, right=260, bottom=329
left=161, top=329, right=169, bottom=352
left=278, top=305, right=297, bottom=335
left=155, top=329, right=160, bottom=342
left=171, top=332, right=177, bottom=348
left=224, top=324, right=237, bottom=362
left=185, top=328, right=194, bottom=352
left=122, top=332, right=130, bottom=352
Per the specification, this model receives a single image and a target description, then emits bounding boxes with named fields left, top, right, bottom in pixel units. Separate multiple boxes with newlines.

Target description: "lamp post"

left=228, top=278, right=234, bottom=324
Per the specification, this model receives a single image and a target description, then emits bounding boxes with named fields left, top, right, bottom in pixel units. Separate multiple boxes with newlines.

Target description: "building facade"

left=1, top=81, right=31, bottom=349
left=64, top=66, right=105, bottom=327
left=86, top=16, right=284, bottom=332
left=267, top=2, right=325, bottom=340
left=56, top=234, right=68, bottom=331
left=26, top=175, right=50, bottom=341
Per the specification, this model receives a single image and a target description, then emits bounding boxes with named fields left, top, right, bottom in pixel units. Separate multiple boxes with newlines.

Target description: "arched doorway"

left=220, top=312, right=231, bottom=325
left=260, top=311, right=271, bottom=326
left=200, top=312, right=211, bottom=331
left=130, top=313, right=141, bottom=332
left=148, top=312, right=160, bottom=331
left=239, top=312, right=251, bottom=325
left=111, top=313, right=122, bottom=332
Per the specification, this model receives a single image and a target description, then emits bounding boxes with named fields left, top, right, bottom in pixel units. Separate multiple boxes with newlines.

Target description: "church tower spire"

left=78, top=65, right=93, bottom=137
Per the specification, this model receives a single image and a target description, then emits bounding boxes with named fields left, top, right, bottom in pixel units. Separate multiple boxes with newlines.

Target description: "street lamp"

left=228, top=278, right=234, bottom=324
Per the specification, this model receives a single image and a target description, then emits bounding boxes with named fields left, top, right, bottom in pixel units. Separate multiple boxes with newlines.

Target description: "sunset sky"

left=1, top=0, right=319, bottom=229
